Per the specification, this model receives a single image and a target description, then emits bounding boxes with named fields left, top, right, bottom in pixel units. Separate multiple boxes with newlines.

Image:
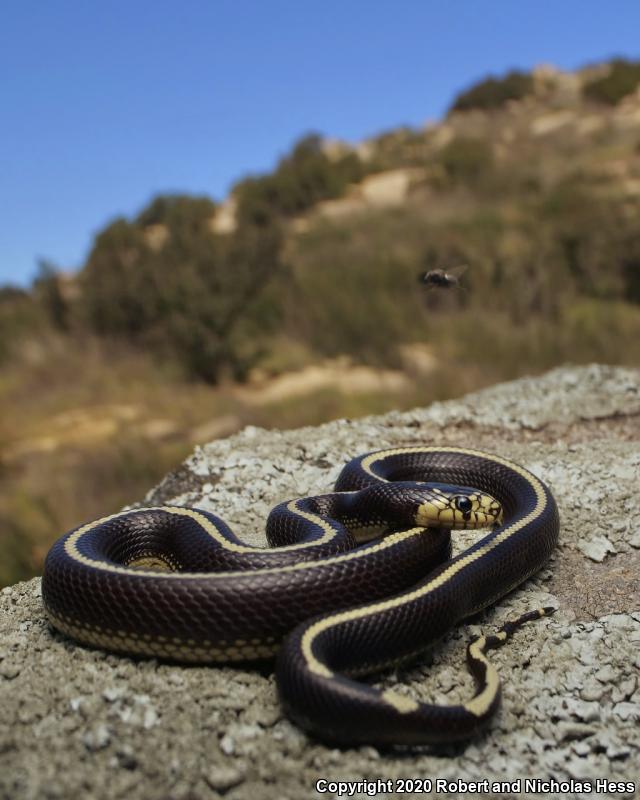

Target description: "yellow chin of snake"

left=415, top=492, right=503, bottom=529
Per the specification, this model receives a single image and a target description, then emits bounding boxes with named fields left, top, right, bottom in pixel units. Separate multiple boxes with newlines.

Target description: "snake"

left=42, top=445, right=559, bottom=746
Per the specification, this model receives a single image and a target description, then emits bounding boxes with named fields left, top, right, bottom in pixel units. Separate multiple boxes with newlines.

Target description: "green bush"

left=80, top=196, right=285, bottom=383
left=136, top=193, right=215, bottom=228
left=33, top=260, right=69, bottom=331
left=538, top=177, right=640, bottom=302
left=0, top=286, right=44, bottom=363
left=284, top=212, right=433, bottom=365
left=81, top=218, right=151, bottom=336
left=622, top=254, right=640, bottom=304
left=583, top=59, right=640, bottom=105
left=450, top=70, right=533, bottom=112
left=367, top=127, right=430, bottom=170
left=438, top=137, right=493, bottom=184
left=235, top=133, right=363, bottom=226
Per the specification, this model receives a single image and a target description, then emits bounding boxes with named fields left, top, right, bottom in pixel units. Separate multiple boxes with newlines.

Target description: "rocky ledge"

left=1, top=364, right=639, bottom=800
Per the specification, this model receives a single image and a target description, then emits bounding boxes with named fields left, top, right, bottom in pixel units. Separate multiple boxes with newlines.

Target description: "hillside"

left=1, top=58, right=640, bottom=586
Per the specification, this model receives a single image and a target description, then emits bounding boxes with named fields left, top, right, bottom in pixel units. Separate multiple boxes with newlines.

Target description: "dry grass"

left=3, top=294, right=640, bottom=587
left=0, top=337, right=458, bottom=586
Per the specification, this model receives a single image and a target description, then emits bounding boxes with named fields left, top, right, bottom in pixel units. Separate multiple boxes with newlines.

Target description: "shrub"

left=80, top=198, right=285, bottom=383
left=583, top=59, right=640, bottom=105
left=81, top=218, right=150, bottom=336
left=33, top=260, right=69, bottom=331
left=438, top=137, right=493, bottom=184
left=235, top=133, right=363, bottom=225
left=450, top=70, right=533, bottom=112
left=367, top=127, right=430, bottom=170
left=136, top=194, right=215, bottom=228
left=622, top=254, right=640, bottom=303
left=0, top=286, right=44, bottom=363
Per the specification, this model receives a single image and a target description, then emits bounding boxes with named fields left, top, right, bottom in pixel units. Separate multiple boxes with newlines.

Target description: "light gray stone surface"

left=1, top=364, right=639, bottom=800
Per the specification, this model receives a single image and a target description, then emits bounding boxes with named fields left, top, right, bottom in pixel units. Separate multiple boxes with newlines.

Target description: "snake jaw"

left=415, top=490, right=503, bottom=529
left=471, top=495, right=504, bottom=529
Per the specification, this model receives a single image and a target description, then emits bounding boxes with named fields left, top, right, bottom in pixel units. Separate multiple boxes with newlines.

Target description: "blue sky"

left=2, top=0, right=640, bottom=287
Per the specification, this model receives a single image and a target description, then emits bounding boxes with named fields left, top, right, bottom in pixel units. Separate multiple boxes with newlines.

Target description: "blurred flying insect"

left=419, top=264, right=468, bottom=291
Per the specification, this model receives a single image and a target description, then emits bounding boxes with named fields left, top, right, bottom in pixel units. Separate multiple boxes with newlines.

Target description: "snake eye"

left=455, top=496, right=472, bottom=513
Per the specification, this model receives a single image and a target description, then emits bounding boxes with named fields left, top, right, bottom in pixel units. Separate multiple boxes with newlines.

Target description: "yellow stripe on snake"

left=42, top=446, right=559, bottom=746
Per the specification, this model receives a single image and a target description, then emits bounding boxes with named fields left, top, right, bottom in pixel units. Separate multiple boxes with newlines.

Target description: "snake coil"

left=43, top=446, right=559, bottom=746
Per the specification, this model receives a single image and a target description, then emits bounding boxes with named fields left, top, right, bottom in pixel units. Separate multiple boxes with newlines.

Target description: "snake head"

left=413, top=484, right=503, bottom=529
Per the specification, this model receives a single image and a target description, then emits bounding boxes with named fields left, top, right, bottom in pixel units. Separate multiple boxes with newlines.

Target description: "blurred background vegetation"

left=2, top=59, right=640, bottom=586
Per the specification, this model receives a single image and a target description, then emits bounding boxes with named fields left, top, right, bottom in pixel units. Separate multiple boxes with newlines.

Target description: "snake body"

left=42, top=446, right=559, bottom=746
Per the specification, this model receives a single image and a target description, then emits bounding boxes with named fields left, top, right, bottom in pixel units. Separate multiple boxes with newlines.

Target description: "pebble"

left=576, top=535, right=617, bottom=562
left=557, top=722, right=596, bottom=741
left=82, top=723, right=111, bottom=751
left=203, top=765, right=245, bottom=791
left=0, top=662, right=20, bottom=679
left=613, top=702, right=640, bottom=721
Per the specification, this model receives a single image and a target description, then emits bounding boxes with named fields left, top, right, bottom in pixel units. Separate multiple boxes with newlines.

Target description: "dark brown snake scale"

left=42, top=446, right=559, bottom=746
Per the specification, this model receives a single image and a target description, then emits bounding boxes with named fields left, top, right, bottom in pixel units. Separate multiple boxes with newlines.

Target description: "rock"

left=613, top=703, right=640, bottom=722
left=203, top=764, right=245, bottom=791
left=1, top=365, right=639, bottom=798
left=557, top=722, right=596, bottom=741
left=0, top=662, right=21, bottom=679
left=577, top=535, right=617, bottom=562
left=82, top=723, right=111, bottom=751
